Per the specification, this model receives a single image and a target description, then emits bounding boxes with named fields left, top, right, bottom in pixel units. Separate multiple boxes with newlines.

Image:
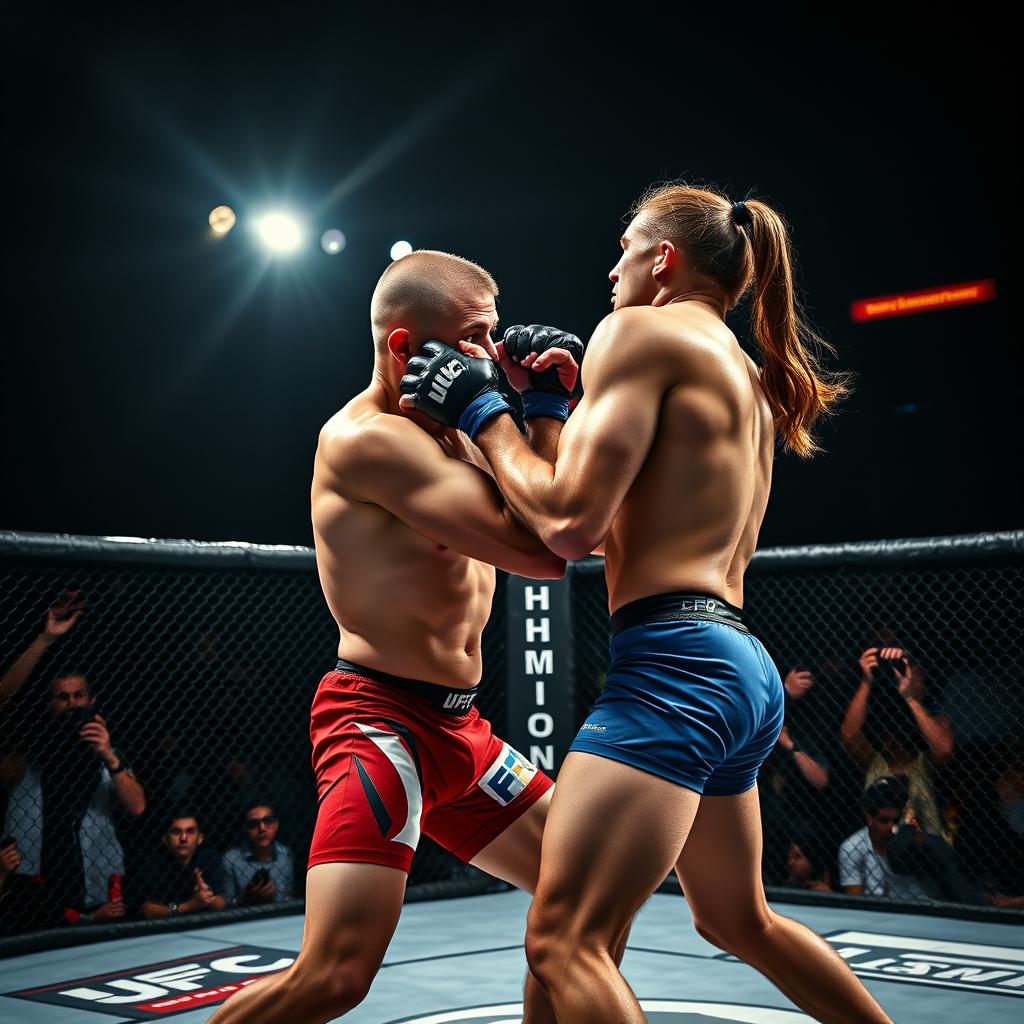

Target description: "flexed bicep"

left=328, top=418, right=564, bottom=579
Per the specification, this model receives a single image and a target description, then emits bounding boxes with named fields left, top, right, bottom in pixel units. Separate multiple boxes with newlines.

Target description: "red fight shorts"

left=308, top=662, right=553, bottom=873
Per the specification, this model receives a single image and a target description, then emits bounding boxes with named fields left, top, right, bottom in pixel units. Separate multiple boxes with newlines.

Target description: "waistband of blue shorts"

left=334, top=658, right=479, bottom=715
left=610, top=592, right=748, bottom=636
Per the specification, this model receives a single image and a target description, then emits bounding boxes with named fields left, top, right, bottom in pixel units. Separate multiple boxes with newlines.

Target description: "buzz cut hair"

left=370, top=249, right=498, bottom=351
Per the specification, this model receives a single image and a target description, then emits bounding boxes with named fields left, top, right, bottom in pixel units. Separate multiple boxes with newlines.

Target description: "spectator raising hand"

left=0, top=591, right=87, bottom=707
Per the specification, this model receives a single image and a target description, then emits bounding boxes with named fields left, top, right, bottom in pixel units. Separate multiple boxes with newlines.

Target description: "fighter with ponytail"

left=403, top=180, right=889, bottom=1023
left=632, top=182, right=848, bottom=457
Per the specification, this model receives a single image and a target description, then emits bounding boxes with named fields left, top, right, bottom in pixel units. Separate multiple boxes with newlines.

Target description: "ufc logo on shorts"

left=429, top=360, right=464, bottom=404
left=479, top=743, right=537, bottom=806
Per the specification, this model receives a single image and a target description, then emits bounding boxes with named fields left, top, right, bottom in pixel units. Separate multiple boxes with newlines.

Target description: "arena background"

left=0, top=7, right=1021, bottom=1020
left=1, top=6, right=1019, bottom=546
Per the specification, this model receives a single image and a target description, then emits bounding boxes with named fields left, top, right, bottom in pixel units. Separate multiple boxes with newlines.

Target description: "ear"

left=386, top=328, right=412, bottom=366
left=652, top=240, right=677, bottom=280
left=197, top=832, right=205, bottom=846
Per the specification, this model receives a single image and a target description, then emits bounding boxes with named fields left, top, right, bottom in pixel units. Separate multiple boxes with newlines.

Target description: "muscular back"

left=569, top=303, right=775, bottom=612
left=312, top=389, right=563, bottom=688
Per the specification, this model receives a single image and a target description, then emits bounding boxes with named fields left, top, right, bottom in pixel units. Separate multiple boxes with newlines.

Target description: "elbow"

left=518, top=552, right=567, bottom=580
left=543, top=516, right=607, bottom=563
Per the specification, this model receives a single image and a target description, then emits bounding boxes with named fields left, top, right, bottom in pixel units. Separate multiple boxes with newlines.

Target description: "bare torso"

left=311, top=391, right=495, bottom=688
left=603, top=301, right=775, bottom=612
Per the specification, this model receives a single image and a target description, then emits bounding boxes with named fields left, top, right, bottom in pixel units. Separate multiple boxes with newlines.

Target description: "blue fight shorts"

left=569, top=592, right=785, bottom=796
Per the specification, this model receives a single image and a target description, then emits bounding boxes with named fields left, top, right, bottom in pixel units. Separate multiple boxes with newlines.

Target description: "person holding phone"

left=0, top=594, right=144, bottom=927
left=222, top=800, right=294, bottom=905
left=841, top=645, right=955, bottom=838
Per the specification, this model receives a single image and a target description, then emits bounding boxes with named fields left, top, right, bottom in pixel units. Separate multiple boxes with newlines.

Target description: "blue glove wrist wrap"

left=458, top=391, right=512, bottom=440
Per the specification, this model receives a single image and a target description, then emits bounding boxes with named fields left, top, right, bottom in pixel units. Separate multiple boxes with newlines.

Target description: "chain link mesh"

left=0, top=545, right=506, bottom=940
left=571, top=542, right=1024, bottom=913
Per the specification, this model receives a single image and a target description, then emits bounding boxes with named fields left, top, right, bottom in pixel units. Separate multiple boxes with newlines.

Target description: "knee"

left=692, top=907, right=774, bottom=957
left=525, top=902, right=615, bottom=986
left=524, top=903, right=560, bottom=982
left=290, top=961, right=374, bottom=1016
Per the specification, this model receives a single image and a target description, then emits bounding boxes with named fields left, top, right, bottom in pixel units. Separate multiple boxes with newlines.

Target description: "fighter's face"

left=416, top=291, right=499, bottom=356
left=609, top=215, right=660, bottom=310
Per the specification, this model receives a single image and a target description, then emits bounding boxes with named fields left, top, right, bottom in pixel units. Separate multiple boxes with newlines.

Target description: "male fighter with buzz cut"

left=209, top=249, right=602, bottom=1024
left=401, top=185, right=892, bottom=1023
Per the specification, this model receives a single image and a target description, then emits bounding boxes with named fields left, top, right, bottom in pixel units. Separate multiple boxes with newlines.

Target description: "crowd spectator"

left=136, top=813, right=226, bottom=918
left=838, top=776, right=932, bottom=900
left=841, top=645, right=953, bottom=838
left=759, top=667, right=831, bottom=882
left=953, top=745, right=1024, bottom=901
left=222, top=800, right=295, bottom=906
left=0, top=834, right=64, bottom=936
left=1, top=595, right=145, bottom=923
left=784, top=837, right=833, bottom=892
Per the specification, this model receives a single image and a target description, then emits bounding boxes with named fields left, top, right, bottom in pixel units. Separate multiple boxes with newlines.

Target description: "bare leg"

left=524, top=753, right=701, bottom=1024
left=676, top=787, right=893, bottom=1024
left=469, top=788, right=633, bottom=1023
left=471, top=789, right=555, bottom=1024
left=206, top=862, right=405, bottom=1024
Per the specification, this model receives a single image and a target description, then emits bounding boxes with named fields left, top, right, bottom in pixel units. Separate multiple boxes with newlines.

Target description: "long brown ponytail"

left=633, top=183, right=847, bottom=457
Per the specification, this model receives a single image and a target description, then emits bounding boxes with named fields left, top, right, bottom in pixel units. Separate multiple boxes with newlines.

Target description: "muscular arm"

left=525, top=416, right=562, bottom=465
left=321, top=416, right=565, bottom=579
left=475, top=311, right=669, bottom=560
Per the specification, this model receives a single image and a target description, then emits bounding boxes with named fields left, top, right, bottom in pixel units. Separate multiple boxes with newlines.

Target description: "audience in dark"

left=759, top=667, right=831, bottom=883
left=841, top=645, right=954, bottom=839
left=136, top=813, right=226, bottom=919
left=222, top=800, right=295, bottom=906
left=1, top=595, right=145, bottom=924
left=838, top=777, right=932, bottom=900
left=784, top=838, right=832, bottom=892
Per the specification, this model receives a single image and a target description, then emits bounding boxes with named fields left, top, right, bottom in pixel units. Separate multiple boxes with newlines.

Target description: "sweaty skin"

left=596, top=301, right=773, bottom=610
left=312, top=382, right=564, bottom=688
left=477, top=299, right=775, bottom=610
left=208, top=275, right=571, bottom=1024
left=473, top=219, right=892, bottom=1023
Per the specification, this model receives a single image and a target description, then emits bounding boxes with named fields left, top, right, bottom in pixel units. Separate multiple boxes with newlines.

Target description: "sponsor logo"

left=825, top=930, right=1024, bottom=998
left=6, top=945, right=296, bottom=1020
left=443, top=690, right=476, bottom=712
left=385, top=1000, right=811, bottom=1023
left=580, top=722, right=607, bottom=732
left=429, top=359, right=465, bottom=404
left=478, top=743, right=537, bottom=806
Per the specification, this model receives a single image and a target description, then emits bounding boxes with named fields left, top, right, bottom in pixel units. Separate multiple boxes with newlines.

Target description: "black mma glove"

left=399, top=340, right=512, bottom=439
left=502, top=324, right=583, bottom=421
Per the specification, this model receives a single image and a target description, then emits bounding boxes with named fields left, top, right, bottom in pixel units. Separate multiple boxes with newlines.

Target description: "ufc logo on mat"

left=429, top=360, right=464, bottom=404
left=479, top=743, right=537, bottom=806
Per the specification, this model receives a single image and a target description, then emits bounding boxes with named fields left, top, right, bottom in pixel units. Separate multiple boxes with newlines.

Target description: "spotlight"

left=209, top=205, right=236, bottom=235
left=390, top=240, right=413, bottom=261
left=321, top=228, right=346, bottom=255
left=256, top=212, right=303, bottom=254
